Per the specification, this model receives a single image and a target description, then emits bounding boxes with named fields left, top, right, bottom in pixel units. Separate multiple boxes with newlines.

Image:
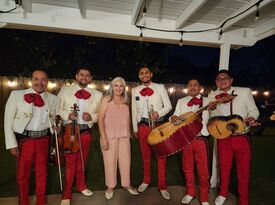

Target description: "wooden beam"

left=255, top=18, right=275, bottom=41
left=22, top=0, right=32, bottom=13
left=131, top=0, right=144, bottom=25
left=218, top=0, right=273, bottom=31
left=77, top=0, right=86, bottom=19
left=219, top=43, right=231, bottom=70
left=176, top=0, right=208, bottom=29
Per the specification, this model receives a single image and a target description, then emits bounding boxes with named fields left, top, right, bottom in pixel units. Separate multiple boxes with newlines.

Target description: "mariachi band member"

left=4, top=70, right=57, bottom=205
left=131, top=66, right=172, bottom=200
left=58, top=68, right=102, bottom=205
left=170, top=79, right=210, bottom=205
left=208, top=70, right=259, bottom=205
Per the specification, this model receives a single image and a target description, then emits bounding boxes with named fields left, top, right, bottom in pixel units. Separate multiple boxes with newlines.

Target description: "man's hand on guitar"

left=10, top=147, right=20, bottom=157
left=245, top=117, right=261, bottom=126
left=171, top=115, right=181, bottom=125
left=207, top=101, right=217, bottom=110
left=152, top=111, right=159, bottom=120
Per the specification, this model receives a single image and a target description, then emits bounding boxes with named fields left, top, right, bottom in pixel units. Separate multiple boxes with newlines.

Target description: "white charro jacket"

left=57, top=84, right=102, bottom=127
left=4, top=88, right=57, bottom=149
left=172, top=95, right=211, bottom=136
left=131, top=82, right=172, bottom=132
left=208, top=86, right=259, bottom=120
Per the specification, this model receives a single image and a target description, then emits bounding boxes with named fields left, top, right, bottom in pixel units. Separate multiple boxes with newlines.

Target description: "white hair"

left=106, top=76, right=128, bottom=104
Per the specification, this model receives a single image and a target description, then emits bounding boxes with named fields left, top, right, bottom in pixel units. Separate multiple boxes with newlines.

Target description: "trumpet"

left=148, top=104, right=155, bottom=130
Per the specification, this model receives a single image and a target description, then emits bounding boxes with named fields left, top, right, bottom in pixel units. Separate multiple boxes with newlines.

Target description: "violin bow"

left=53, top=117, right=63, bottom=191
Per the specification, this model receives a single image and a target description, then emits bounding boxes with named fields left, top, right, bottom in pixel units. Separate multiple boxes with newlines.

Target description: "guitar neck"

left=196, top=105, right=209, bottom=115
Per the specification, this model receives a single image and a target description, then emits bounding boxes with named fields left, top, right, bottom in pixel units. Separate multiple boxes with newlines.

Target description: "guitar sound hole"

left=226, top=123, right=238, bottom=132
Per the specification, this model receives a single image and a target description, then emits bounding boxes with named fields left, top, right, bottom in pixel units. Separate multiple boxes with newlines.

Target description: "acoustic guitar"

left=147, top=94, right=237, bottom=157
left=207, top=113, right=275, bottom=139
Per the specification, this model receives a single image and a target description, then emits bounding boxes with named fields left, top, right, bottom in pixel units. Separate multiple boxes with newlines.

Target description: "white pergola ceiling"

left=0, top=0, right=275, bottom=49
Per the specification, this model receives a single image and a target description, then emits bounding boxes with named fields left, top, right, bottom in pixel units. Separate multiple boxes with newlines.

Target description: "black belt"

left=139, top=118, right=163, bottom=126
left=22, top=129, right=50, bottom=138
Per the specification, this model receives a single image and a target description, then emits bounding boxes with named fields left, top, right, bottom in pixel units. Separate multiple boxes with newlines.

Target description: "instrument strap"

left=230, top=90, right=235, bottom=115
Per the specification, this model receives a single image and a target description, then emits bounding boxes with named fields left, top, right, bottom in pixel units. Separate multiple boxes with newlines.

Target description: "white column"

left=219, top=43, right=231, bottom=70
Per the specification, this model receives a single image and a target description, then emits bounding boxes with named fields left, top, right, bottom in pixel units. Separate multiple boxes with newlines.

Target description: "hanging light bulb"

left=219, top=28, right=223, bottom=39
left=179, top=31, right=183, bottom=46
left=255, top=3, right=260, bottom=21
left=139, top=27, right=143, bottom=41
left=142, top=0, right=147, bottom=18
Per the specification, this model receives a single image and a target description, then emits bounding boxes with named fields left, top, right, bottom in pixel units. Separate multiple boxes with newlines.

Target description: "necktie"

left=215, top=92, right=228, bottom=100
left=139, top=87, right=154, bottom=97
left=75, top=89, right=91, bottom=100
left=187, top=97, right=202, bottom=107
left=24, top=93, right=45, bottom=107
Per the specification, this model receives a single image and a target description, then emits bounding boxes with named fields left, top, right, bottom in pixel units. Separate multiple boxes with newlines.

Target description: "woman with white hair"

left=98, top=76, right=139, bottom=200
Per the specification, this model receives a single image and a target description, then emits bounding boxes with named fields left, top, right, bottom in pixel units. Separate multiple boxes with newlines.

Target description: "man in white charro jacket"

left=4, top=70, right=57, bottom=205
left=58, top=68, right=102, bottom=205
left=131, top=66, right=172, bottom=200
left=209, top=70, right=259, bottom=205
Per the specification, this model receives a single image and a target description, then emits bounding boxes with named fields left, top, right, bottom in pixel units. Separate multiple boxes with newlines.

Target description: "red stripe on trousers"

left=182, top=139, right=210, bottom=202
left=217, top=135, right=251, bottom=205
left=16, top=137, right=49, bottom=205
left=138, top=124, right=167, bottom=190
left=62, top=130, right=92, bottom=199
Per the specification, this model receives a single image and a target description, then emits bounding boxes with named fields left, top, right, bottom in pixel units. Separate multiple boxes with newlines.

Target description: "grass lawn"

left=1, top=127, right=275, bottom=205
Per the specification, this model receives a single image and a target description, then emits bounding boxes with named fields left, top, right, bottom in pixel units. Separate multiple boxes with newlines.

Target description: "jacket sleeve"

left=157, top=85, right=172, bottom=117
left=90, top=91, right=103, bottom=124
left=4, top=91, right=18, bottom=149
left=245, top=88, right=259, bottom=120
left=57, top=86, right=69, bottom=121
left=131, top=88, right=138, bottom=132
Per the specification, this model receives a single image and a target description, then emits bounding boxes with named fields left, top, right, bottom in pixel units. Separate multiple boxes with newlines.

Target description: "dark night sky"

left=0, top=29, right=275, bottom=88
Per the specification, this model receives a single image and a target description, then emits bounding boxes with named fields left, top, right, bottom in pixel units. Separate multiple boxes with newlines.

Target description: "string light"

left=168, top=87, right=175, bottom=94
left=179, top=31, right=183, bottom=46
left=48, top=82, right=57, bottom=89
left=104, top=85, right=110, bottom=90
left=135, top=0, right=263, bottom=41
left=255, top=2, right=260, bottom=20
left=139, top=27, right=143, bottom=41
left=183, top=88, right=188, bottom=94
left=200, top=88, right=204, bottom=94
left=7, top=80, right=17, bottom=87
left=252, top=90, right=258, bottom=95
left=263, top=91, right=270, bottom=96
left=28, top=81, right=32, bottom=87
left=88, top=83, right=96, bottom=89
left=219, top=29, right=223, bottom=39
left=142, top=0, right=147, bottom=18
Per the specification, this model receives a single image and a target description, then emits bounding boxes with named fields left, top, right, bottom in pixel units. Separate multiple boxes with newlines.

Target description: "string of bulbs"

left=135, top=0, right=264, bottom=46
left=0, top=0, right=22, bottom=13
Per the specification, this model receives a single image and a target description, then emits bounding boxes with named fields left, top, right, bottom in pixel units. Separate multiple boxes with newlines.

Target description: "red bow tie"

left=215, top=93, right=228, bottom=100
left=75, top=89, right=91, bottom=100
left=140, top=87, right=154, bottom=97
left=24, top=93, right=45, bottom=107
left=187, top=97, right=202, bottom=107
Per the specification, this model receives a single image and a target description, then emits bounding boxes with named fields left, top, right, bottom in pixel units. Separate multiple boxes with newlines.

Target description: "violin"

left=63, top=103, right=80, bottom=153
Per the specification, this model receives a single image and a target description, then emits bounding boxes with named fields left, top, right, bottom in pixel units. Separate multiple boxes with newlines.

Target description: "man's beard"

left=78, top=81, right=88, bottom=87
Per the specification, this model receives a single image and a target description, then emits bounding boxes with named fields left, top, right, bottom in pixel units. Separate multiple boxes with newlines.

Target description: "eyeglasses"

left=215, top=77, right=231, bottom=82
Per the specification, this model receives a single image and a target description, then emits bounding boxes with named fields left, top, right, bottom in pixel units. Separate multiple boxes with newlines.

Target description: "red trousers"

left=62, top=131, right=92, bottom=199
left=138, top=124, right=167, bottom=190
left=17, top=137, right=49, bottom=205
left=182, top=138, right=209, bottom=202
left=217, top=135, right=251, bottom=205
